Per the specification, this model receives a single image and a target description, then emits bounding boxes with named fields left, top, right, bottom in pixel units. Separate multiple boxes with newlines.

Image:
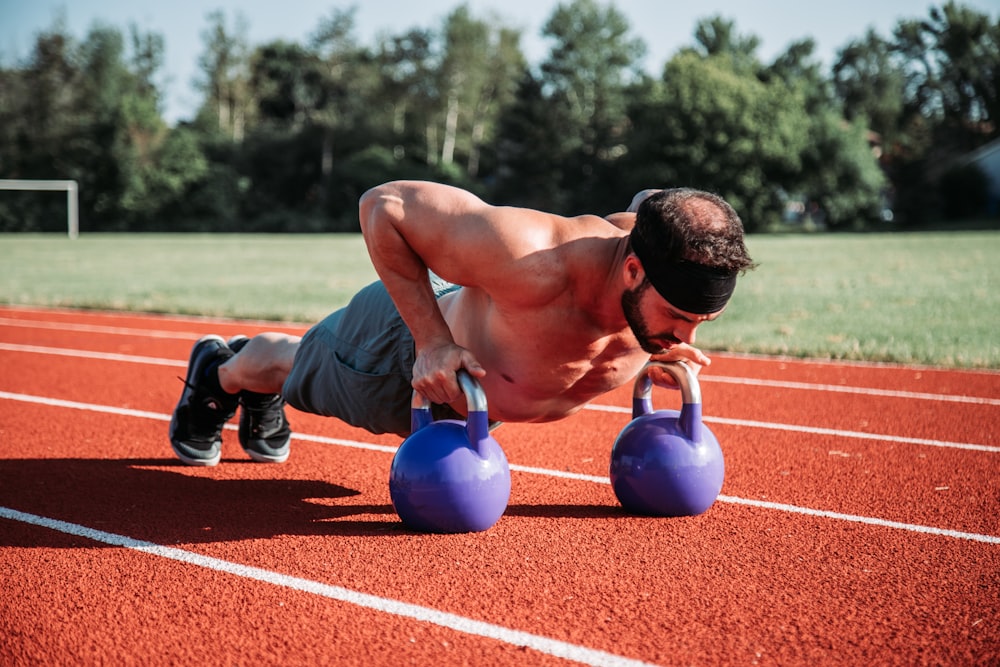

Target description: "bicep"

left=360, top=181, right=493, bottom=282
left=372, top=182, right=562, bottom=294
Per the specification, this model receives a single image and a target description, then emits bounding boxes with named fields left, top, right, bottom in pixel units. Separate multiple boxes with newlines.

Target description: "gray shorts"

left=283, top=278, right=461, bottom=436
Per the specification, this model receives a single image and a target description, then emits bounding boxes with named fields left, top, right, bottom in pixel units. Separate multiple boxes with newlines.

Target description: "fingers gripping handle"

left=631, top=361, right=704, bottom=441
left=410, top=370, right=491, bottom=446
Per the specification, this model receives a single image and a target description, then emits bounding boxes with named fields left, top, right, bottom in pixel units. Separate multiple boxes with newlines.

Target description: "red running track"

left=1, top=306, right=998, bottom=666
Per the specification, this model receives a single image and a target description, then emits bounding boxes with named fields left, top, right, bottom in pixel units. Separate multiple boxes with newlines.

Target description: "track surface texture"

left=1, top=306, right=998, bottom=666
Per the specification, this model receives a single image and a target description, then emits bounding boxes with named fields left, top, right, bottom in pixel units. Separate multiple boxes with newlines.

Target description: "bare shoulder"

left=362, top=181, right=621, bottom=307
left=603, top=212, right=636, bottom=231
left=445, top=207, right=621, bottom=312
left=494, top=212, right=625, bottom=305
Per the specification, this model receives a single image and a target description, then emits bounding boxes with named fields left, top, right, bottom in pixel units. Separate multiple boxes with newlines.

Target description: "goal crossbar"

left=0, top=179, right=79, bottom=239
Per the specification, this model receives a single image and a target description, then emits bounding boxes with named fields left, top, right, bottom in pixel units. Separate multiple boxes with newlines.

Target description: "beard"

left=622, top=281, right=666, bottom=355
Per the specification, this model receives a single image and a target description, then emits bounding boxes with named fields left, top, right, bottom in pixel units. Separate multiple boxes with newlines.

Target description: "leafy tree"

left=625, top=50, right=808, bottom=231
left=921, top=2, right=999, bottom=141
left=0, top=23, right=81, bottom=230
left=308, top=7, right=382, bottom=216
left=833, top=29, right=907, bottom=146
left=798, top=115, right=887, bottom=229
left=428, top=6, right=525, bottom=179
left=75, top=24, right=203, bottom=230
left=533, top=0, right=645, bottom=212
left=830, top=2, right=999, bottom=223
left=194, top=10, right=252, bottom=139
left=690, top=15, right=760, bottom=72
left=250, top=40, right=323, bottom=130
left=436, top=6, right=491, bottom=167
left=493, top=71, right=573, bottom=210
left=765, top=38, right=835, bottom=114
left=372, top=28, right=437, bottom=162
left=767, top=37, right=887, bottom=228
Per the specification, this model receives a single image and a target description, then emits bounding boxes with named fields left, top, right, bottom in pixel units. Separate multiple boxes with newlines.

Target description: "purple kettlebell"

left=609, top=361, right=724, bottom=517
left=389, top=371, right=510, bottom=533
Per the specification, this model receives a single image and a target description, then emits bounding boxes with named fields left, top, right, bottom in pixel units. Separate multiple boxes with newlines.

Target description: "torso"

left=437, top=221, right=650, bottom=422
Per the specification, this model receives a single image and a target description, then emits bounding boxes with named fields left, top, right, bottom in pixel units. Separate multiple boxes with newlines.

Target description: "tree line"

left=1, top=0, right=996, bottom=233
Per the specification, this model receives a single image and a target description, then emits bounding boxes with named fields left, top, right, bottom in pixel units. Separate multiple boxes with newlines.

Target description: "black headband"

left=630, top=232, right=737, bottom=314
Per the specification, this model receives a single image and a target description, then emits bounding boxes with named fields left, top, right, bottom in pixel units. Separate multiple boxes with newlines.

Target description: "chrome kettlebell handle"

left=633, top=361, right=701, bottom=405
left=411, top=370, right=490, bottom=445
left=411, top=370, right=487, bottom=413
left=632, top=361, right=704, bottom=441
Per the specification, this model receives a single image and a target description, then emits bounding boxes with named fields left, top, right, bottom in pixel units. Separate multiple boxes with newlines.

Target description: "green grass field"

left=2, top=231, right=998, bottom=368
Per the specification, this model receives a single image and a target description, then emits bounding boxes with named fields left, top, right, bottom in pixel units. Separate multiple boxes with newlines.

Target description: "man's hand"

left=411, top=342, right=487, bottom=405
left=647, top=343, right=711, bottom=389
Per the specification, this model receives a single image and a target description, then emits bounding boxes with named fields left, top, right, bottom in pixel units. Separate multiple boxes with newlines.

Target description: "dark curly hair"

left=629, top=188, right=756, bottom=274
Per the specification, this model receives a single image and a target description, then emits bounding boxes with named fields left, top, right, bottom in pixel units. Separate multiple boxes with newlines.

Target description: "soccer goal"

left=0, top=179, right=79, bottom=239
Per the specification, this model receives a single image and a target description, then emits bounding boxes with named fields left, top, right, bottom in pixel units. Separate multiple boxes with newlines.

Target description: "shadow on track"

left=0, top=458, right=408, bottom=545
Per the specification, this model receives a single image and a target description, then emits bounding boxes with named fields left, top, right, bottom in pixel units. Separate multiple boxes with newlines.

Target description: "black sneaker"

left=169, top=335, right=239, bottom=466
left=228, top=336, right=292, bottom=463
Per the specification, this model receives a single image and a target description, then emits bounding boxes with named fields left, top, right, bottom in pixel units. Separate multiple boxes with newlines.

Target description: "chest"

left=486, top=311, right=646, bottom=400
left=442, top=286, right=646, bottom=420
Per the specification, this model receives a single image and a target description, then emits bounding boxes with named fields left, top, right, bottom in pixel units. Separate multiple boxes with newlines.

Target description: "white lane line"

left=2, top=368, right=994, bottom=453
left=2, top=391, right=998, bottom=545
left=0, top=317, right=208, bottom=339
left=0, top=343, right=185, bottom=367
left=704, top=375, right=1000, bottom=406
left=3, top=345, right=999, bottom=451
left=0, top=316, right=304, bottom=338
left=0, top=506, right=659, bottom=667
left=715, top=496, right=1000, bottom=544
left=3, top=336, right=998, bottom=405
left=583, top=404, right=999, bottom=453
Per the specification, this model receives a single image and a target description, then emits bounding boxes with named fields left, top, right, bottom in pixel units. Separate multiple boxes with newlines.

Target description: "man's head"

left=627, top=188, right=755, bottom=315
left=619, top=189, right=754, bottom=354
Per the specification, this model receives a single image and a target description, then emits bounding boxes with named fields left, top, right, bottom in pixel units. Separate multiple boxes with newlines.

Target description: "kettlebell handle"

left=632, top=361, right=704, bottom=441
left=633, top=361, right=702, bottom=405
left=411, top=370, right=491, bottom=446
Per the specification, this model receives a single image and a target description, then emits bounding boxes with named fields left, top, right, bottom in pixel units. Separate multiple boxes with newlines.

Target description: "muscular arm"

left=358, top=181, right=565, bottom=404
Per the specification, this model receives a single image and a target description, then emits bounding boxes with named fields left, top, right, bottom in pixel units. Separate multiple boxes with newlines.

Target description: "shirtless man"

left=168, top=181, right=755, bottom=466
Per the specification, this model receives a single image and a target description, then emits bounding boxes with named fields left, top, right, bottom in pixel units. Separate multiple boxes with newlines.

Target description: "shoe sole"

left=168, top=334, right=229, bottom=467
left=170, top=432, right=222, bottom=466
left=243, top=446, right=290, bottom=464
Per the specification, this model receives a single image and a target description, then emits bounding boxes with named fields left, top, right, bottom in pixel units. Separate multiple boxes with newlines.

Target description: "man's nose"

left=674, top=323, right=698, bottom=345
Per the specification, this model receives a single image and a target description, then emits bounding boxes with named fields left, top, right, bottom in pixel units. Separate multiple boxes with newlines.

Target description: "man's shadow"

left=0, top=458, right=639, bottom=548
left=0, top=458, right=402, bottom=547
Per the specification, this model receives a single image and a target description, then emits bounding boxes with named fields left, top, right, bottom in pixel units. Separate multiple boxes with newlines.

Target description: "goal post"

left=0, top=179, right=79, bottom=239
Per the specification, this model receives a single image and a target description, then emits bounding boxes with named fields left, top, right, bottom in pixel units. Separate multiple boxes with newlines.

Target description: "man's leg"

left=223, top=334, right=299, bottom=464
left=169, top=333, right=300, bottom=466
left=168, top=336, right=241, bottom=466
left=218, top=333, right=300, bottom=395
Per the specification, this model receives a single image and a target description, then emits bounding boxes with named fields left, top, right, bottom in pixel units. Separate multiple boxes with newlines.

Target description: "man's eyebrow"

left=667, top=307, right=723, bottom=323
left=665, top=307, right=696, bottom=323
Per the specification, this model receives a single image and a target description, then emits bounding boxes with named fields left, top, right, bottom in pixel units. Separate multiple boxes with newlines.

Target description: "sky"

left=2, top=0, right=998, bottom=125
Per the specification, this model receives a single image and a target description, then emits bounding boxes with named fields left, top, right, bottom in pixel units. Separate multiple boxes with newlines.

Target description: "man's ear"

left=624, top=253, right=645, bottom=288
